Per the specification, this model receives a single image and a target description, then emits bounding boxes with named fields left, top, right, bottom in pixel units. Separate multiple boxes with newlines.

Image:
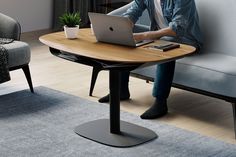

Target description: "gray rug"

left=0, top=86, right=236, bottom=157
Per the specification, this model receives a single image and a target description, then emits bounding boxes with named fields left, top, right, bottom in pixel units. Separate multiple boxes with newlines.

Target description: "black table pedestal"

left=74, top=119, right=157, bottom=147
left=74, top=70, right=157, bottom=147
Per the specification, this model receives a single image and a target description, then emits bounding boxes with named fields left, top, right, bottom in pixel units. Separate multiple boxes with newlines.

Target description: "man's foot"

left=98, top=91, right=130, bottom=103
left=140, top=99, right=168, bottom=119
left=98, top=94, right=110, bottom=103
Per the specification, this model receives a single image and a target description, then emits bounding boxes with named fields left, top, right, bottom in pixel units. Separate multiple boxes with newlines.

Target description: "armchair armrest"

left=0, top=13, right=21, bottom=40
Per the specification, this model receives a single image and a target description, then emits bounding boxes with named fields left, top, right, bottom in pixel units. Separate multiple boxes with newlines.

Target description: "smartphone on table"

left=146, top=43, right=180, bottom=52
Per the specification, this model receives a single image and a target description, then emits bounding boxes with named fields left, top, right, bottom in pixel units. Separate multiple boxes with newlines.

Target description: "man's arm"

left=134, top=0, right=195, bottom=41
left=122, top=0, right=146, bottom=24
left=169, top=0, right=194, bottom=38
left=133, top=27, right=176, bottom=41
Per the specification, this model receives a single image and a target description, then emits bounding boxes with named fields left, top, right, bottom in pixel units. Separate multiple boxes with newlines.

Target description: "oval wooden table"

left=39, top=28, right=196, bottom=148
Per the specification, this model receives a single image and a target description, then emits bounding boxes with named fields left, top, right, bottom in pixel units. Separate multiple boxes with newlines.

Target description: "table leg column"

left=109, top=70, right=120, bottom=134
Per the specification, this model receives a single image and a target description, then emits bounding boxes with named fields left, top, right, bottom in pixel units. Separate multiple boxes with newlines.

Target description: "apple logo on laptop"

left=109, top=27, right=114, bottom=31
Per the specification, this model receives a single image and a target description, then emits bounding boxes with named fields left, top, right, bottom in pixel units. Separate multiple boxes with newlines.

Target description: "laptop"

left=88, top=12, right=153, bottom=47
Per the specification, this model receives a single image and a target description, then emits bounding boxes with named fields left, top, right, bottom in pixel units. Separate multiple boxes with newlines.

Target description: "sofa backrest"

left=195, top=0, right=236, bottom=56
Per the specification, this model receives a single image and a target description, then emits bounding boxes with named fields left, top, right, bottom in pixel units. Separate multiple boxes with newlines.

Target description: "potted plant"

left=59, top=12, right=81, bottom=39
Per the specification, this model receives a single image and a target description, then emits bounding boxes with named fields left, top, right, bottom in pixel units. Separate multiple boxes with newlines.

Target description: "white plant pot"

left=64, top=25, right=79, bottom=39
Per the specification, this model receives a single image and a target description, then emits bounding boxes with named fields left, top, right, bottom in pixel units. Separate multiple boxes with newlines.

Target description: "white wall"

left=0, top=0, right=53, bottom=32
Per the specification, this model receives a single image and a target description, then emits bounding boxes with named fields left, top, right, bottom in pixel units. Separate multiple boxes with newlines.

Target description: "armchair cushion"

left=2, top=41, right=30, bottom=68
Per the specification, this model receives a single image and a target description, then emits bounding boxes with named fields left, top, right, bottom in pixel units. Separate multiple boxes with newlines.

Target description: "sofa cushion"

left=174, top=53, right=236, bottom=98
left=2, top=41, right=30, bottom=68
left=132, top=53, right=236, bottom=98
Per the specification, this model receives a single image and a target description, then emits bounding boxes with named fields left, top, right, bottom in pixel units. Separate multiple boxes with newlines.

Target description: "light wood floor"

left=1, top=30, right=235, bottom=144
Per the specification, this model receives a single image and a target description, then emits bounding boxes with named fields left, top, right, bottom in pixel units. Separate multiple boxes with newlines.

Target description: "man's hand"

left=133, top=27, right=177, bottom=41
left=133, top=32, right=149, bottom=41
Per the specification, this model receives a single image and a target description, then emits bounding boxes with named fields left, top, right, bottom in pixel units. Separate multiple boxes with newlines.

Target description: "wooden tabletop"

left=39, top=28, right=196, bottom=63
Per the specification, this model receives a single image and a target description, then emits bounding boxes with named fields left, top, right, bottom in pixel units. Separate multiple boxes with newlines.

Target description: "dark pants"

left=120, top=61, right=176, bottom=101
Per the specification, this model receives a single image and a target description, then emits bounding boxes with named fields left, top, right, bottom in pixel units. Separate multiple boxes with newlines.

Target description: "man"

left=99, top=0, right=203, bottom=119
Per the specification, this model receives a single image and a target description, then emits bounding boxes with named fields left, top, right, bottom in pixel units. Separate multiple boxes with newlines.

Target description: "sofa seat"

left=2, top=41, right=31, bottom=68
left=132, top=53, right=236, bottom=98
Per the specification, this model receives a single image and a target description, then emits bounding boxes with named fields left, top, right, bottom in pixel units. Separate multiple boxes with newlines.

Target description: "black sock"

left=98, top=94, right=109, bottom=103
left=98, top=90, right=130, bottom=103
left=140, top=99, right=168, bottom=119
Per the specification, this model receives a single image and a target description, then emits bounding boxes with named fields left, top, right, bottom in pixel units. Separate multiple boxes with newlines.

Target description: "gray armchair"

left=0, top=13, right=34, bottom=93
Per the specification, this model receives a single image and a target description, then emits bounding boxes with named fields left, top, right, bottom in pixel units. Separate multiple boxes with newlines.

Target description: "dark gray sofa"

left=89, top=0, right=236, bottom=138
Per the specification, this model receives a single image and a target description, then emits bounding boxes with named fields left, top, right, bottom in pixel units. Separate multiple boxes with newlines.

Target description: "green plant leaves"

left=59, top=12, right=81, bottom=27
